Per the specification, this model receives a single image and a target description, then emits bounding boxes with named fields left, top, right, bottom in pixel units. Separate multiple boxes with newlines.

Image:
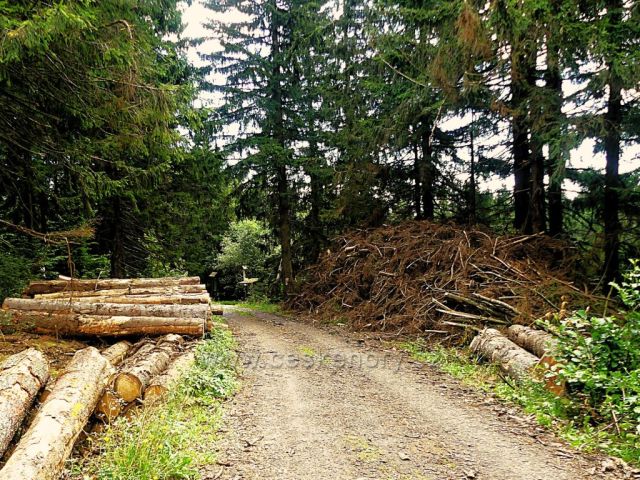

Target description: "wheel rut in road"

left=207, top=311, right=620, bottom=480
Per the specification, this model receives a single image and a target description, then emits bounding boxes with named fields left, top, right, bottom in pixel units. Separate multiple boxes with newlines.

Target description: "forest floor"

left=208, top=308, right=630, bottom=480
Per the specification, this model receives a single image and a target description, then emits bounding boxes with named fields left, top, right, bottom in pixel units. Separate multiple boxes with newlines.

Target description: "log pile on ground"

left=290, top=221, right=601, bottom=338
left=1, top=276, right=222, bottom=338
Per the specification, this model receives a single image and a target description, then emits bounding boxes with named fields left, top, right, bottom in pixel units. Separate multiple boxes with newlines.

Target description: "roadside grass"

left=399, top=339, right=640, bottom=466
left=74, top=327, right=238, bottom=480
left=219, top=299, right=282, bottom=315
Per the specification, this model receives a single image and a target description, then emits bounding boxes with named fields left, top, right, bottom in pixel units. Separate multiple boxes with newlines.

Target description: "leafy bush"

left=552, top=260, right=640, bottom=441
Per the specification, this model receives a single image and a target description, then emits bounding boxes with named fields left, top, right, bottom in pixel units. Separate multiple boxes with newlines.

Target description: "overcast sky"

left=180, top=1, right=640, bottom=196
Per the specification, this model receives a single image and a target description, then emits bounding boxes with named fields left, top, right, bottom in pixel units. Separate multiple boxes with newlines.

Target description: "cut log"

left=8, top=311, right=205, bottom=337
left=94, top=341, right=155, bottom=422
left=32, top=284, right=206, bottom=299
left=24, top=276, right=201, bottom=295
left=0, top=349, right=49, bottom=458
left=507, top=325, right=558, bottom=358
left=3, top=298, right=209, bottom=320
left=114, top=335, right=184, bottom=403
left=144, top=351, right=195, bottom=405
left=0, top=347, right=113, bottom=480
left=101, top=341, right=133, bottom=366
left=30, top=293, right=210, bottom=305
left=210, top=305, right=224, bottom=316
left=470, top=328, right=540, bottom=382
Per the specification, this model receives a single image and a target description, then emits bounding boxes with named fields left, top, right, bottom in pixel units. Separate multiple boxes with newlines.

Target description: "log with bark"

left=470, top=328, right=540, bottom=382
left=3, top=298, right=210, bottom=320
left=7, top=311, right=205, bottom=337
left=95, top=341, right=155, bottom=422
left=0, top=347, right=113, bottom=480
left=101, top=341, right=134, bottom=366
left=0, top=349, right=49, bottom=458
left=507, top=325, right=558, bottom=358
left=29, top=293, right=211, bottom=305
left=144, top=350, right=195, bottom=405
left=24, top=276, right=201, bottom=296
left=32, top=284, right=206, bottom=299
left=114, top=335, right=184, bottom=403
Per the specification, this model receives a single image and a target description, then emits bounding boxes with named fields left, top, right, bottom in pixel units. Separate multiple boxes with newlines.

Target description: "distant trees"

left=206, top=0, right=639, bottom=289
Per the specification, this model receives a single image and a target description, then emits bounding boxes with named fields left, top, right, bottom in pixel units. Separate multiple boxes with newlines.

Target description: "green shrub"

left=551, top=260, right=640, bottom=440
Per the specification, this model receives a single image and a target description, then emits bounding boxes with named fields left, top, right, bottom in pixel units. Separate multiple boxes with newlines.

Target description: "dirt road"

left=207, top=311, right=624, bottom=480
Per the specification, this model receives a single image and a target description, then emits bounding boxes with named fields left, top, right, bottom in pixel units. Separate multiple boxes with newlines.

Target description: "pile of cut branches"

left=289, top=221, right=605, bottom=339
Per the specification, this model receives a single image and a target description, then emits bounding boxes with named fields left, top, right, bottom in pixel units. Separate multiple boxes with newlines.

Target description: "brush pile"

left=290, top=221, right=600, bottom=338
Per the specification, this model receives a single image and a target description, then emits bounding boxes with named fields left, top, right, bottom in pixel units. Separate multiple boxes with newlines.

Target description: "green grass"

left=73, top=328, right=238, bottom=480
left=219, top=299, right=282, bottom=315
left=399, top=339, right=640, bottom=466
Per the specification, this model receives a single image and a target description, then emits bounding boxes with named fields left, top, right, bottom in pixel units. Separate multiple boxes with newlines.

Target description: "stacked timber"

left=1, top=276, right=223, bottom=338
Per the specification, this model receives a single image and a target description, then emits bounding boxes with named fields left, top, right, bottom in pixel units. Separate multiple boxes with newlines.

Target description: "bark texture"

left=24, top=277, right=200, bottom=296
left=507, top=325, right=557, bottom=358
left=144, top=351, right=195, bottom=405
left=0, top=347, right=113, bottom=480
left=470, top=328, right=539, bottom=381
left=32, top=284, right=206, bottom=299
left=31, top=293, right=211, bottom=305
left=114, top=335, right=184, bottom=402
left=4, top=298, right=209, bottom=320
left=0, top=349, right=49, bottom=458
left=101, top=341, right=133, bottom=366
left=9, top=311, right=205, bottom=337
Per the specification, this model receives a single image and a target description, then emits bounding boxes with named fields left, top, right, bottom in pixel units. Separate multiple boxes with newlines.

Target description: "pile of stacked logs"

left=2, top=276, right=222, bottom=337
left=0, top=276, right=223, bottom=479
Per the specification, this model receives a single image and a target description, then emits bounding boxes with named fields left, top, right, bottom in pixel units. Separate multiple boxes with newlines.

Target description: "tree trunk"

left=0, top=347, right=113, bottom=480
left=101, top=341, right=134, bottom=367
left=507, top=325, right=557, bottom=358
left=545, top=25, right=564, bottom=236
left=110, top=198, right=125, bottom=279
left=420, top=125, right=435, bottom=220
left=31, top=293, right=210, bottom=305
left=0, top=349, right=49, bottom=458
left=4, top=298, right=209, bottom=320
left=33, top=284, right=206, bottom=299
left=602, top=0, right=623, bottom=287
left=8, top=311, right=205, bottom=337
left=24, top=276, right=200, bottom=295
left=511, top=49, right=534, bottom=234
left=144, top=351, right=195, bottom=405
left=530, top=138, right=547, bottom=233
left=468, top=116, right=477, bottom=224
left=470, top=328, right=539, bottom=381
left=412, top=140, right=422, bottom=219
left=113, top=334, right=184, bottom=403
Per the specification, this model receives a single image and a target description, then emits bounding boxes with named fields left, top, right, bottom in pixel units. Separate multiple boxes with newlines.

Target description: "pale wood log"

left=470, top=328, right=540, bottom=382
left=4, top=298, right=209, bottom=320
left=32, top=284, right=206, bottom=299
left=94, top=341, right=155, bottom=423
left=7, top=311, right=205, bottom=337
left=144, top=351, right=195, bottom=405
left=0, top=349, right=49, bottom=458
left=30, top=293, right=210, bottom=305
left=114, top=335, right=184, bottom=403
left=101, top=341, right=133, bottom=366
left=24, top=276, right=201, bottom=295
left=0, top=347, right=113, bottom=480
left=507, top=325, right=558, bottom=358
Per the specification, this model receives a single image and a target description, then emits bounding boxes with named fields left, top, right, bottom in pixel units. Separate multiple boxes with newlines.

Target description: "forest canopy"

left=0, top=0, right=638, bottom=300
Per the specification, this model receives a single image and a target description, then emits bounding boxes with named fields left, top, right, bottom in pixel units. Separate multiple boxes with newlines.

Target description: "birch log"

left=470, top=328, right=540, bottom=381
left=0, top=347, right=113, bottom=480
left=0, top=349, right=49, bottom=458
